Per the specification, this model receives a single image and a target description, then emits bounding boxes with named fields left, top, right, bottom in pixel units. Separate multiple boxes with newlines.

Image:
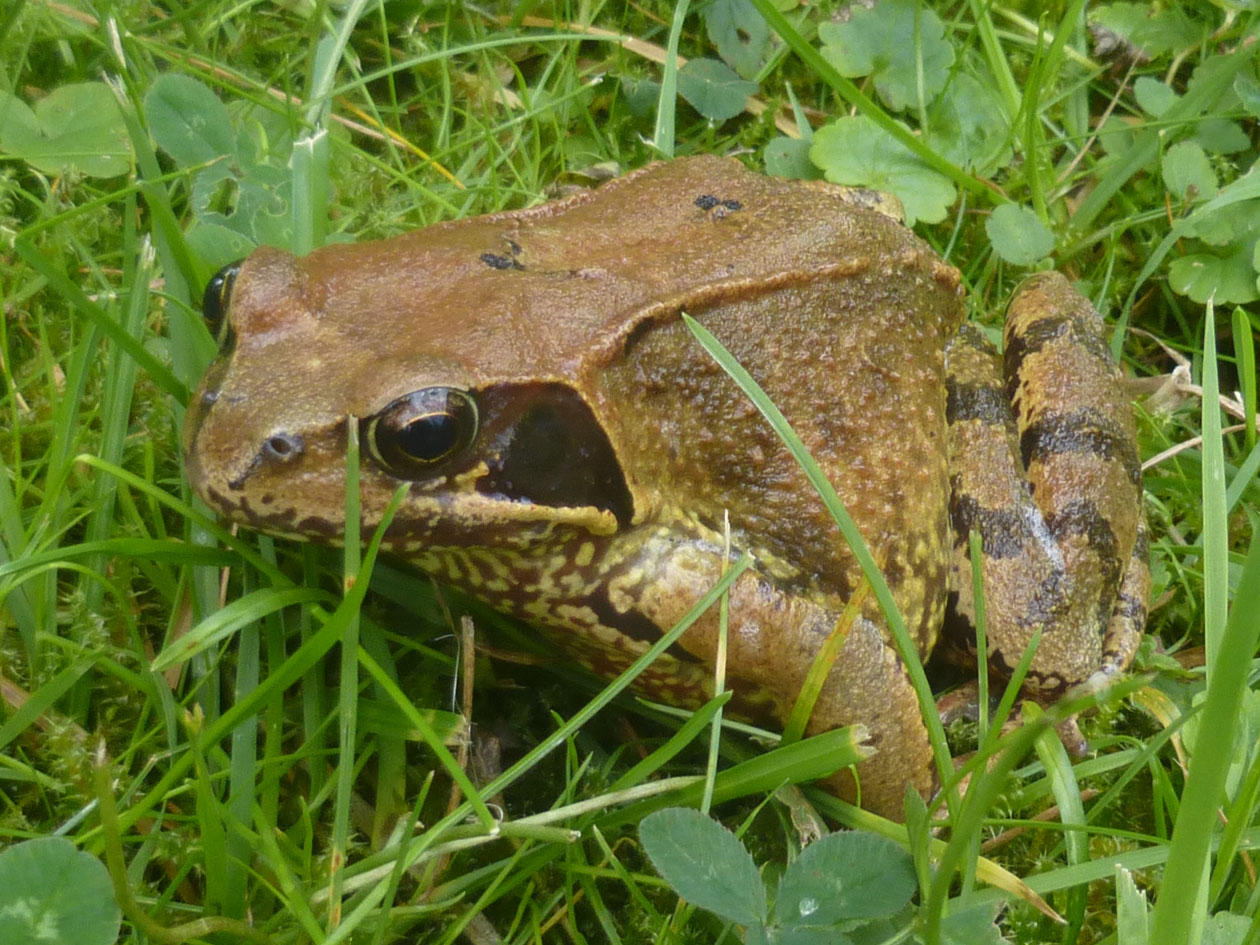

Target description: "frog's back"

left=286, top=156, right=965, bottom=381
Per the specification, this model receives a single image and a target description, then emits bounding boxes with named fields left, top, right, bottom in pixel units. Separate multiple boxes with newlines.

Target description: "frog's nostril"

left=263, top=433, right=304, bottom=462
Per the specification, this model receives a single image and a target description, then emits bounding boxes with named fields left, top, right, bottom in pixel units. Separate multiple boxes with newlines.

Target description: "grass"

left=2, top=1, right=1259, bottom=943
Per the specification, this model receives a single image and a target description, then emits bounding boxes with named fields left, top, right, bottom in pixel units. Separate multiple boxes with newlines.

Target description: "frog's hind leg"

left=944, top=272, right=1146, bottom=701
left=943, top=322, right=1067, bottom=679
left=1003, top=272, right=1146, bottom=693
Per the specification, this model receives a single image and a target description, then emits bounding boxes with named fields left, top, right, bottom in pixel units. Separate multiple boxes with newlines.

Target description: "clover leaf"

left=0, top=838, right=120, bottom=945
left=704, top=0, right=770, bottom=80
left=1162, top=140, right=1219, bottom=205
left=0, top=83, right=131, bottom=178
left=986, top=204, right=1055, bottom=267
left=677, top=57, right=759, bottom=122
left=640, top=808, right=767, bottom=927
left=819, top=0, right=954, bottom=112
left=810, top=116, right=954, bottom=225
left=1169, top=246, right=1260, bottom=304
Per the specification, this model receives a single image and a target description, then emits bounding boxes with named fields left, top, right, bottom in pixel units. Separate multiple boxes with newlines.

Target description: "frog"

left=183, top=155, right=1149, bottom=819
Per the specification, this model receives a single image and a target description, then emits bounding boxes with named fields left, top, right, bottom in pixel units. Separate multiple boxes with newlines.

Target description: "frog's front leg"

left=944, top=272, right=1148, bottom=701
left=602, top=533, right=935, bottom=819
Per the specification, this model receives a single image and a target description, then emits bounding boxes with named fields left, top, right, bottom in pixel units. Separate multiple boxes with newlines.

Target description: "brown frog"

left=183, top=155, right=1149, bottom=818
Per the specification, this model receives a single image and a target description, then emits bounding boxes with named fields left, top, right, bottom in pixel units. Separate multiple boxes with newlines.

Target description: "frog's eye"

left=365, top=387, right=479, bottom=478
left=202, top=261, right=242, bottom=340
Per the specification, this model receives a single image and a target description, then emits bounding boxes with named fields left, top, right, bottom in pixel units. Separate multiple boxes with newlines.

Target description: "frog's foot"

left=934, top=680, right=985, bottom=726
left=1053, top=716, right=1089, bottom=757
left=943, top=272, right=1146, bottom=700
left=935, top=677, right=1092, bottom=750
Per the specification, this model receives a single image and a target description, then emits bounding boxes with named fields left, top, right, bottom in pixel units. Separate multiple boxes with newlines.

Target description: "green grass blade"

left=1234, top=307, right=1257, bottom=453
left=653, top=0, right=689, bottom=157
left=1202, top=304, right=1229, bottom=673
left=151, top=586, right=333, bottom=672
left=1149, top=532, right=1260, bottom=943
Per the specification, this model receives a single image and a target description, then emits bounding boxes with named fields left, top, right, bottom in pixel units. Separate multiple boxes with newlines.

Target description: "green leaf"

left=928, top=73, right=1011, bottom=176
left=986, top=204, right=1055, bottom=266
left=1134, top=76, right=1177, bottom=117
left=818, top=0, right=954, bottom=112
left=764, top=136, right=819, bottom=179
left=1203, top=912, right=1251, bottom=945
left=810, top=116, right=954, bottom=225
left=0, top=838, right=120, bottom=945
left=1088, top=3, right=1203, bottom=59
left=676, top=58, right=758, bottom=122
left=144, top=73, right=238, bottom=167
left=1194, top=118, right=1251, bottom=155
left=1162, top=140, right=1218, bottom=204
left=705, top=0, right=770, bottom=79
left=940, top=901, right=1010, bottom=945
left=184, top=221, right=257, bottom=271
left=1234, top=68, right=1260, bottom=117
left=776, top=927, right=854, bottom=945
left=1095, top=114, right=1137, bottom=157
left=0, top=83, right=130, bottom=177
left=152, top=586, right=330, bottom=671
left=191, top=161, right=292, bottom=244
left=639, top=808, right=767, bottom=926
left=1115, top=867, right=1150, bottom=944
left=620, top=75, right=660, bottom=117
left=774, top=831, right=915, bottom=927
left=1169, top=247, right=1260, bottom=304
left=1183, top=199, right=1260, bottom=246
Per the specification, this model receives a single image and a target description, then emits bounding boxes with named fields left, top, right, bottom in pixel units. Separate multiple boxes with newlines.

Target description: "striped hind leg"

left=944, top=273, right=1146, bottom=699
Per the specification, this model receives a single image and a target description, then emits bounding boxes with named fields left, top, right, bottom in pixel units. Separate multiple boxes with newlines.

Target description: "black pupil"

left=398, top=412, right=458, bottom=461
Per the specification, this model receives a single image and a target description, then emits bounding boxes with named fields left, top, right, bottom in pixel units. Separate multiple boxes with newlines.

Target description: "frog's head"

left=182, top=242, right=649, bottom=555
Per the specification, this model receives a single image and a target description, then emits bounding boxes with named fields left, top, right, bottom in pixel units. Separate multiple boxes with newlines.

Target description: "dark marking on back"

left=1019, top=408, right=1142, bottom=485
left=694, top=194, right=743, bottom=212
left=1021, top=669, right=1069, bottom=696
left=296, top=515, right=339, bottom=539
left=481, top=252, right=524, bottom=271
left=1022, top=569, right=1070, bottom=627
